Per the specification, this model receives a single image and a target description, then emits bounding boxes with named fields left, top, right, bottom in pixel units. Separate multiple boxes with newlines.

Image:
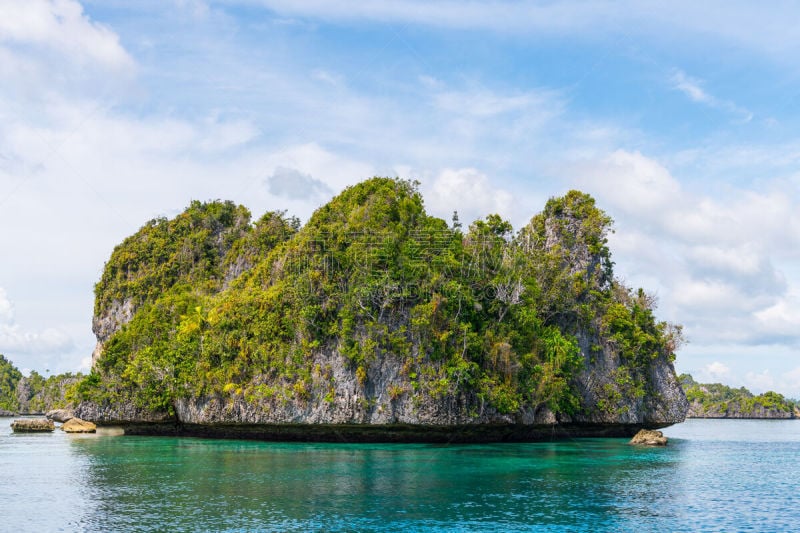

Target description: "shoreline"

left=101, top=422, right=666, bottom=443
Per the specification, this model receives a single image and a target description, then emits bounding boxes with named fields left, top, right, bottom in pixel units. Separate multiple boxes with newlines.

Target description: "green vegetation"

left=0, top=354, right=22, bottom=411
left=680, top=374, right=796, bottom=416
left=77, top=178, right=682, bottom=418
left=0, top=354, right=82, bottom=413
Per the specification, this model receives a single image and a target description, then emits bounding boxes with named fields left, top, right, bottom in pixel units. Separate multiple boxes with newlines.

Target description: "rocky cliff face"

left=680, top=375, right=795, bottom=420
left=91, top=298, right=135, bottom=367
left=78, top=336, right=686, bottom=432
left=687, top=401, right=797, bottom=419
left=13, top=374, right=81, bottom=414
left=571, top=331, right=687, bottom=427
left=77, top=181, right=688, bottom=440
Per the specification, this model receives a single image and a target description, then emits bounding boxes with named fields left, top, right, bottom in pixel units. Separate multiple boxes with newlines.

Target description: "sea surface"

left=2, top=418, right=798, bottom=532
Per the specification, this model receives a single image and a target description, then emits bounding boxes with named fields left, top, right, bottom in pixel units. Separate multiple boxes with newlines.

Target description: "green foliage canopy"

left=79, top=178, right=682, bottom=419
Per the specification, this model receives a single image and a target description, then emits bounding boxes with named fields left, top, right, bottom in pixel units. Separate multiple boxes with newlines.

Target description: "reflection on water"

left=2, top=418, right=800, bottom=532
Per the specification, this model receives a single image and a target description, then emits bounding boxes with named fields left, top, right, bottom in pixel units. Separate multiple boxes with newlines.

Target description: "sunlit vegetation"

left=0, top=354, right=22, bottom=411
left=0, top=354, right=82, bottom=413
left=680, top=374, right=796, bottom=416
left=77, top=178, right=682, bottom=418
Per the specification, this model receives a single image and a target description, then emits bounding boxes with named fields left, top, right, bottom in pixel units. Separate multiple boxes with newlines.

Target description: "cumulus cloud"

left=0, top=0, right=133, bottom=70
left=265, top=166, right=332, bottom=200
left=423, top=168, right=514, bottom=226
left=0, top=288, right=13, bottom=323
left=703, top=361, right=732, bottom=382
left=754, top=294, right=800, bottom=343
left=569, top=149, right=800, bottom=349
left=743, top=370, right=775, bottom=392
left=575, top=150, right=683, bottom=217
left=0, top=288, right=73, bottom=355
left=0, top=0, right=796, bottom=395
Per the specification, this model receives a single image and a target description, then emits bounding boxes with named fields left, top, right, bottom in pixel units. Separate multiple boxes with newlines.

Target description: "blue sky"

left=1, top=0, right=799, bottom=396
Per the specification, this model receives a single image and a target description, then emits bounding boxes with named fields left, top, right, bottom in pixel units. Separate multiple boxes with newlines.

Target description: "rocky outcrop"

left=570, top=331, right=687, bottom=427
left=11, top=418, right=54, bottom=432
left=15, top=378, right=34, bottom=413
left=687, top=401, right=795, bottom=419
left=77, top=337, right=684, bottom=440
left=46, top=409, right=74, bottom=423
left=77, top=185, right=689, bottom=441
left=91, top=298, right=135, bottom=367
left=13, top=374, right=82, bottom=415
left=681, top=375, right=797, bottom=419
left=62, top=418, right=96, bottom=433
left=630, top=429, right=667, bottom=446
left=75, top=401, right=175, bottom=425
left=0, top=409, right=15, bottom=416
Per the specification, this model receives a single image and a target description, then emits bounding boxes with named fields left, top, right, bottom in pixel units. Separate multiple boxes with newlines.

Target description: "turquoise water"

left=2, top=419, right=799, bottom=532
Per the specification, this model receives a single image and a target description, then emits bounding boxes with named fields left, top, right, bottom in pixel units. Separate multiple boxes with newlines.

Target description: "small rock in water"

left=630, top=429, right=668, bottom=446
left=10, top=418, right=55, bottom=432
left=61, top=418, right=96, bottom=433
left=45, top=409, right=74, bottom=423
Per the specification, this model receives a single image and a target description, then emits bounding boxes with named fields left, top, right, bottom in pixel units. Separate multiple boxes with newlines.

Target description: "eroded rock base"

left=11, top=418, right=54, bottom=432
left=115, top=422, right=667, bottom=443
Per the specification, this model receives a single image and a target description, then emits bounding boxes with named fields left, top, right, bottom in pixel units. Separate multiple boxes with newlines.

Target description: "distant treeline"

left=680, top=374, right=797, bottom=418
left=0, top=354, right=82, bottom=414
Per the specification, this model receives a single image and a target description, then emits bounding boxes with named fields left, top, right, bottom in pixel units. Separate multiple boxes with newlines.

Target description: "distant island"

left=8, top=178, right=691, bottom=441
left=680, top=374, right=798, bottom=419
left=0, top=354, right=80, bottom=416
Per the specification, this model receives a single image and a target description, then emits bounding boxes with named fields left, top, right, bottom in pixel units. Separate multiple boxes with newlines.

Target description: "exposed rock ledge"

left=95, top=421, right=658, bottom=443
left=687, top=401, right=798, bottom=419
left=76, top=399, right=674, bottom=443
left=46, top=409, right=75, bottom=423
left=62, top=418, right=96, bottom=433
left=630, top=428, right=667, bottom=446
left=11, top=418, right=54, bottom=432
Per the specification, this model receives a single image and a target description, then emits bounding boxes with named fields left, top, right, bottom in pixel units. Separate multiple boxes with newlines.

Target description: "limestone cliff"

left=681, top=374, right=796, bottom=419
left=0, top=353, right=81, bottom=415
left=75, top=179, right=688, bottom=440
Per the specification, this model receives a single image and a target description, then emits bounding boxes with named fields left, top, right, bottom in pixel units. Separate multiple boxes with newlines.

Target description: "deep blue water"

left=2, top=418, right=798, bottom=532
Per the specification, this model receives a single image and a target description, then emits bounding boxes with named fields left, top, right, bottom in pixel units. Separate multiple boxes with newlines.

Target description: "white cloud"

left=0, top=0, right=134, bottom=70
left=311, top=69, right=343, bottom=86
left=197, top=116, right=260, bottom=152
left=238, top=0, right=604, bottom=33
left=265, top=166, right=331, bottom=200
left=670, top=69, right=752, bottom=122
left=574, top=150, right=682, bottom=217
left=0, top=325, right=73, bottom=355
left=0, top=288, right=73, bottom=355
left=0, top=0, right=797, bottom=398
left=704, top=361, right=732, bottom=381
left=173, top=0, right=211, bottom=18
left=755, top=294, right=800, bottom=341
left=671, top=70, right=713, bottom=104
left=424, top=168, right=514, bottom=226
left=0, top=288, right=13, bottom=323
left=569, top=149, right=800, bottom=349
left=434, top=88, right=557, bottom=118
left=239, top=0, right=800, bottom=64
left=744, top=370, right=775, bottom=392
left=685, top=244, right=762, bottom=276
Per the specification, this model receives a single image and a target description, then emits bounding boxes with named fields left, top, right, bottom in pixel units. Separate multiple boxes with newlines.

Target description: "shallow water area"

left=2, top=417, right=798, bottom=532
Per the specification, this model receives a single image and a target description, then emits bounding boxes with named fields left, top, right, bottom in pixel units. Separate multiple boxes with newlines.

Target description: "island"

left=681, top=374, right=798, bottom=419
left=19, top=178, right=692, bottom=441
left=0, top=354, right=80, bottom=415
